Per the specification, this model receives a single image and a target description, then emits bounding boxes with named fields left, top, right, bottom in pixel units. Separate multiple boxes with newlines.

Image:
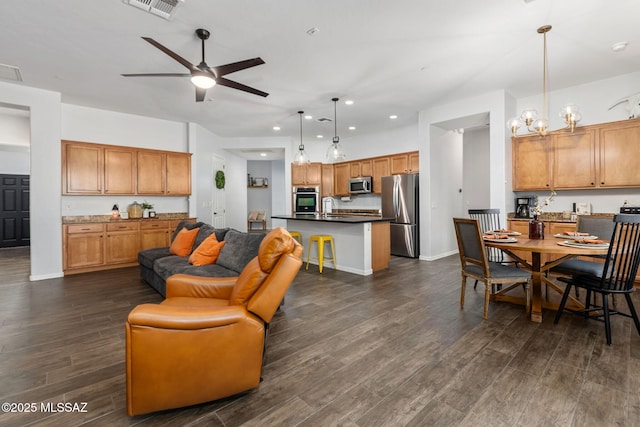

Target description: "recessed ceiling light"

left=306, top=27, right=319, bottom=36
left=316, top=135, right=323, bottom=139
left=611, top=41, right=628, bottom=52
left=304, top=115, right=313, bottom=120
left=260, top=153, right=267, bottom=157
left=273, top=126, right=281, bottom=131
left=345, top=100, right=354, bottom=105
left=389, top=115, right=398, bottom=119
left=348, top=126, right=356, bottom=130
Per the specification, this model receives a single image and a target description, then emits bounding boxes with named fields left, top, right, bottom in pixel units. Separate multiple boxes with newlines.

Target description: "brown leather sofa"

left=126, top=227, right=303, bottom=416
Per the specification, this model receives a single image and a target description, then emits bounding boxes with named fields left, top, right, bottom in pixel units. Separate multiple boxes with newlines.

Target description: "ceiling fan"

left=122, top=28, right=268, bottom=102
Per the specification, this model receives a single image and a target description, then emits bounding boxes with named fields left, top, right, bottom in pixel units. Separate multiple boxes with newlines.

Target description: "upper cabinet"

left=333, top=163, right=350, bottom=196
left=291, top=162, right=322, bottom=186
left=512, top=135, right=552, bottom=190
left=62, top=142, right=103, bottom=194
left=321, top=164, right=334, bottom=197
left=166, top=153, right=192, bottom=195
left=62, top=140, right=191, bottom=196
left=599, top=120, right=640, bottom=187
left=372, top=157, right=390, bottom=194
left=513, top=118, right=640, bottom=191
left=390, top=151, right=419, bottom=174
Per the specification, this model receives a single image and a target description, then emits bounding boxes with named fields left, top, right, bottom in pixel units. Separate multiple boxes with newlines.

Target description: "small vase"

left=529, top=216, right=545, bottom=239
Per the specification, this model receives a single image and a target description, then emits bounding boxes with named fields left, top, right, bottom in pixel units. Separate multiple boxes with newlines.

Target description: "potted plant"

left=141, top=201, right=154, bottom=218
left=215, top=170, right=225, bottom=189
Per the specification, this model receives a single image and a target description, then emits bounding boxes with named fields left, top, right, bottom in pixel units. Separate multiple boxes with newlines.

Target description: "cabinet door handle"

left=81, top=228, right=91, bottom=231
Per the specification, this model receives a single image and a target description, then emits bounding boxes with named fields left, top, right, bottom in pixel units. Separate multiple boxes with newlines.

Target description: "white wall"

left=419, top=90, right=509, bottom=260
left=60, top=104, right=190, bottom=217
left=0, top=107, right=30, bottom=174
left=462, top=127, right=491, bottom=210
left=514, top=71, right=640, bottom=214
left=0, top=82, right=62, bottom=280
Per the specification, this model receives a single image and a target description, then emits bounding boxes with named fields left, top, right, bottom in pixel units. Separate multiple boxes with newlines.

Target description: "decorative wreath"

left=215, top=170, right=225, bottom=189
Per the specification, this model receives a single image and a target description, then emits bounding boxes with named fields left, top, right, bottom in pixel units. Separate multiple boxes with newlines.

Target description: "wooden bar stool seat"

left=306, top=235, right=336, bottom=273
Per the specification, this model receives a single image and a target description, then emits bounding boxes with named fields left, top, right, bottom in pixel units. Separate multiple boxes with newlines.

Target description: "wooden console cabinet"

left=63, top=218, right=194, bottom=275
left=62, top=140, right=192, bottom=196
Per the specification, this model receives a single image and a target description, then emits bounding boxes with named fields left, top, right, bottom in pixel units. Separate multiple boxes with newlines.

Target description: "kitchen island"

left=271, top=214, right=392, bottom=275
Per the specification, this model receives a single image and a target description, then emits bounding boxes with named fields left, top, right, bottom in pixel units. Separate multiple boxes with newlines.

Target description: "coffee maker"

left=515, top=197, right=534, bottom=218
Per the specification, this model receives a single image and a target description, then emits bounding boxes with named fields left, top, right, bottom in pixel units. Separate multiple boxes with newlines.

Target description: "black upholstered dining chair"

left=554, top=214, right=640, bottom=345
left=453, top=217, right=531, bottom=319
left=468, top=209, right=517, bottom=289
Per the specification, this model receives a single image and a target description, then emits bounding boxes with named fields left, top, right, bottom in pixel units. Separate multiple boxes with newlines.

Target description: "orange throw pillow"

left=169, top=227, right=199, bottom=256
left=189, top=234, right=226, bottom=266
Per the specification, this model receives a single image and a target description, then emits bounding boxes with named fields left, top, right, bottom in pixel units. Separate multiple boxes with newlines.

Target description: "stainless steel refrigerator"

left=381, top=173, right=419, bottom=258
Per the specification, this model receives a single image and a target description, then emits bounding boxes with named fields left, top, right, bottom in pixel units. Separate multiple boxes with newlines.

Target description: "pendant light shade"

left=326, top=97, right=346, bottom=162
left=293, top=110, right=310, bottom=164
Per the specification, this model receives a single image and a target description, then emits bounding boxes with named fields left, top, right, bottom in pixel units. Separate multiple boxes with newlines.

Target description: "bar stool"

left=288, top=231, right=302, bottom=244
left=306, top=235, right=336, bottom=273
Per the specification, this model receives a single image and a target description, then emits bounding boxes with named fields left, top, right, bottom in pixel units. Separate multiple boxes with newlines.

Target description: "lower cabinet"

left=507, top=220, right=577, bottom=265
left=63, top=218, right=193, bottom=275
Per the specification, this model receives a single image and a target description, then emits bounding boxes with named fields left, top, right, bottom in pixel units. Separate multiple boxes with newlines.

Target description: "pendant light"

left=507, top=25, right=581, bottom=137
left=293, top=110, right=310, bottom=164
left=326, top=97, right=346, bottom=162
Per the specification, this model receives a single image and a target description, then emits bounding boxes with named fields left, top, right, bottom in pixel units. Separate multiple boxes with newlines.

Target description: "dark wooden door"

left=0, top=174, right=30, bottom=247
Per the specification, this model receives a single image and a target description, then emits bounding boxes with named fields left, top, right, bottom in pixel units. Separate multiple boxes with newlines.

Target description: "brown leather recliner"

left=126, top=227, right=303, bottom=416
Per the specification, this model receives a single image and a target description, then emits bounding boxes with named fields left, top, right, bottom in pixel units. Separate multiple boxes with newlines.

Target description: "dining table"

left=484, top=234, right=609, bottom=323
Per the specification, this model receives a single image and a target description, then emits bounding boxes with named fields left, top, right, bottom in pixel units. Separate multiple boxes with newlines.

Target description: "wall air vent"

left=125, top=0, right=184, bottom=20
left=0, top=64, right=23, bottom=82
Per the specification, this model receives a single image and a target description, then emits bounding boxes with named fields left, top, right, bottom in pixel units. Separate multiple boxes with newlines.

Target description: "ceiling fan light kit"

left=508, top=25, right=581, bottom=137
left=122, top=28, right=268, bottom=101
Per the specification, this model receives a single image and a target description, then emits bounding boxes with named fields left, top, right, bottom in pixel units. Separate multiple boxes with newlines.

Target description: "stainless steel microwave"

left=349, top=177, right=372, bottom=194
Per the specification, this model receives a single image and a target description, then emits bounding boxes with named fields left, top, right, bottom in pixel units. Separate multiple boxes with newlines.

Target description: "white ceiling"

left=1, top=0, right=638, bottom=148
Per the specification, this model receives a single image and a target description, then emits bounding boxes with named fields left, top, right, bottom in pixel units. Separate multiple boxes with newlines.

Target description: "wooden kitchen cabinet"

left=598, top=119, right=640, bottom=187
left=137, top=150, right=166, bottom=194
left=105, top=222, right=139, bottom=264
left=333, top=163, right=350, bottom=196
left=166, top=153, right=192, bottom=195
left=104, top=146, right=137, bottom=194
left=507, top=220, right=577, bottom=264
left=62, top=142, right=103, bottom=194
left=63, top=224, right=105, bottom=270
left=512, top=135, right=552, bottom=191
left=140, top=220, right=172, bottom=250
left=553, top=129, right=597, bottom=189
left=372, top=157, right=390, bottom=194
left=291, top=162, right=322, bottom=186
left=321, top=164, right=334, bottom=197
left=390, top=151, right=419, bottom=174
left=350, top=160, right=372, bottom=178
left=63, top=141, right=191, bottom=196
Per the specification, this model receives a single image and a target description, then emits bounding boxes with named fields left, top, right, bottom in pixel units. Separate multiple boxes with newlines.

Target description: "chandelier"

left=293, top=110, right=310, bottom=164
left=507, top=25, right=581, bottom=137
left=326, top=97, right=346, bottom=162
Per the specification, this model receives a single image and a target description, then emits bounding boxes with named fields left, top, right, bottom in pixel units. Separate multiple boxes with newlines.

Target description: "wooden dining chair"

left=453, top=218, right=531, bottom=319
left=553, top=214, right=640, bottom=345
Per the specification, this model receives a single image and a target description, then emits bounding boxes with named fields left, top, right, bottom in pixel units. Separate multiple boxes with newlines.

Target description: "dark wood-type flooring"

left=1, top=246, right=639, bottom=426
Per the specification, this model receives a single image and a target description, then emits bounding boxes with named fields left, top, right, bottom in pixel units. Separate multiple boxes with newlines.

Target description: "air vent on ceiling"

left=316, top=117, right=333, bottom=122
left=0, top=64, right=23, bottom=82
left=125, top=0, right=184, bottom=20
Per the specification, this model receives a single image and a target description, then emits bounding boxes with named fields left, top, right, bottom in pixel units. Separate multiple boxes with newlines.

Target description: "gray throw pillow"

left=216, top=229, right=266, bottom=273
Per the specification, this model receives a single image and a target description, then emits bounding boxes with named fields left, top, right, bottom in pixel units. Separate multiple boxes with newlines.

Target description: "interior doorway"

left=0, top=105, right=31, bottom=249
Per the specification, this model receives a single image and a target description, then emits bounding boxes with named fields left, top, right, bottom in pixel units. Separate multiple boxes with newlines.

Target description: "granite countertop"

left=272, top=214, right=394, bottom=224
left=62, top=212, right=191, bottom=224
left=507, top=212, right=615, bottom=223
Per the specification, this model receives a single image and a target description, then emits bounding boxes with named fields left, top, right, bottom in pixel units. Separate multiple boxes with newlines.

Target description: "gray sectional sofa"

left=138, top=221, right=266, bottom=297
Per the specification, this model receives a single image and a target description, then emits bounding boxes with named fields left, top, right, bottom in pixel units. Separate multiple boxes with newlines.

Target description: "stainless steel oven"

left=292, top=186, right=320, bottom=214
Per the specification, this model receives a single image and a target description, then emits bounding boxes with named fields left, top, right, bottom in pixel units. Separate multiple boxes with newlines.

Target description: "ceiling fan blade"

left=210, top=57, right=265, bottom=77
left=142, top=37, right=198, bottom=72
left=121, top=73, right=191, bottom=77
left=195, top=87, right=206, bottom=102
left=216, top=77, right=269, bottom=97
